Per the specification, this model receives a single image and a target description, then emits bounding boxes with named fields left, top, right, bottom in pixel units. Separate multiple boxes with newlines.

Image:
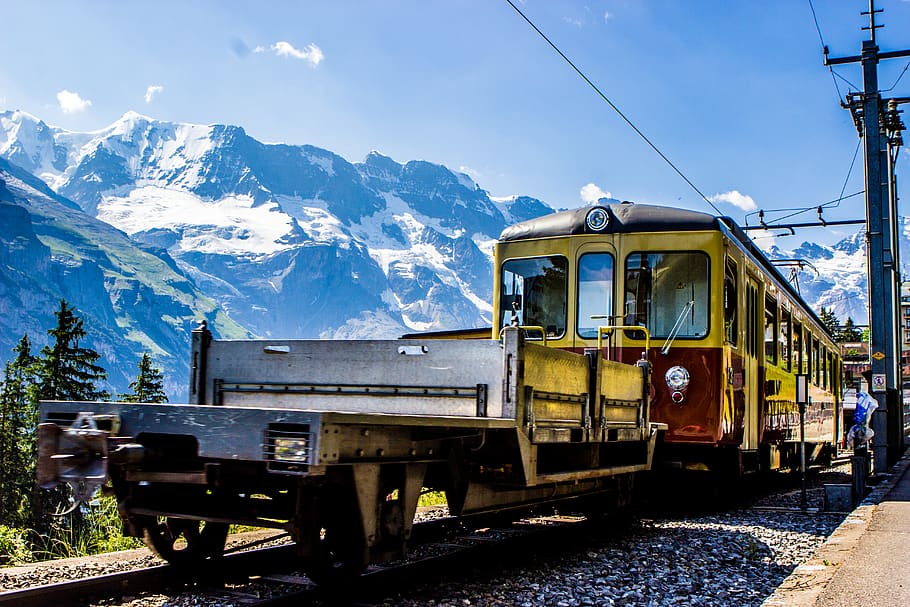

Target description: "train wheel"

left=139, top=516, right=229, bottom=566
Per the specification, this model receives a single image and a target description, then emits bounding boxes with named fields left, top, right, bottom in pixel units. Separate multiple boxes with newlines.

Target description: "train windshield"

left=623, top=252, right=709, bottom=339
left=500, top=256, right=567, bottom=338
left=577, top=253, right=614, bottom=339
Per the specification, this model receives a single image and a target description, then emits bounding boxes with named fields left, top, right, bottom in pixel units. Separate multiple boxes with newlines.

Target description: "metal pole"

left=796, top=374, right=809, bottom=510
left=800, top=400, right=808, bottom=511
left=859, top=37, right=891, bottom=475
left=825, top=0, right=910, bottom=473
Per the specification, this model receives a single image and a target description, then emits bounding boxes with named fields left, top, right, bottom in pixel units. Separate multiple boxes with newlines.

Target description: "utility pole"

left=826, top=0, right=910, bottom=473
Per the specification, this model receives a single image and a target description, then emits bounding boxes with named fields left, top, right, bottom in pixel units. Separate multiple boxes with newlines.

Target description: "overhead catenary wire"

left=883, top=59, right=910, bottom=92
left=503, top=0, right=724, bottom=217
left=745, top=137, right=864, bottom=228
left=807, top=0, right=856, bottom=101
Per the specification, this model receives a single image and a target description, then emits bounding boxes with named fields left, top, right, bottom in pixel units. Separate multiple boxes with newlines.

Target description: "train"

left=493, top=201, right=842, bottom=474
left=35, top=201, right=840, bottom=580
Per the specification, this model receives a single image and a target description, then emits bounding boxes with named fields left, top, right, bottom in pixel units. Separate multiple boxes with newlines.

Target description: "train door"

left=743, top=272, right=761, bottom=451
left=574, top=244, right=618, bottom=354
left=723, top=257, right=745, bottom=445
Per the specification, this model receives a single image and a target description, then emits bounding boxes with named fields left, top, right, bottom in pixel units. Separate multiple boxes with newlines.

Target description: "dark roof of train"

left=499, top=201, right=721, bottom=241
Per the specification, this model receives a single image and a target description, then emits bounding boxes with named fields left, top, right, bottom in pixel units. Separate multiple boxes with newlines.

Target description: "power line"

left=503, top=0, right=723, bottom=216
left=808, top=0, right=850, bottom=101
left=883, top=59, right=910, bottom=92
left=743, top=135, right=864, bottom=229
left=744, top=190, right=864, bottom=227
left=834, top=137, right=864, bottom=207
left=831, top=69, right=862, bottom=92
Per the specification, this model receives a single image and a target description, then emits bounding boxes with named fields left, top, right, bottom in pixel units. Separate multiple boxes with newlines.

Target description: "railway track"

left=0, top=464, right=857, bottom=607
left=0, top=540, right=298, bottom=607
left=0, top=511, right=603, bottom=607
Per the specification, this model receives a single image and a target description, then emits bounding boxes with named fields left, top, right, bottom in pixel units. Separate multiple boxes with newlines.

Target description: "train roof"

left=499, top=201, right=719, bottom=240
left=498, top=201, right=836, bottom=342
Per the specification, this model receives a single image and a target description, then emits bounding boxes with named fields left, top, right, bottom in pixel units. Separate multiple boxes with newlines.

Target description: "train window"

left=813, top=338, right=820, bottom=385
left=764, top=295, right=778, bottom=365
left=805, top=331, right=812, bottom=378
left=623, top=252, right=709, bottom=339
left=745, top=284, right=755, bottom=356
left=780, top=307, right=791, bottom=371
left=724, top=259, right=738, bottom=346
left=500, top=256, right=567, bottom=338
left=792, top=322, right=803, bottom=374
left=822, top=347, right=829, bottom=390
left=577, top=253, right=614, bottom=339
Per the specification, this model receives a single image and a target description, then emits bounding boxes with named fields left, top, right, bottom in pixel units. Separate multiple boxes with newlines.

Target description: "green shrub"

left=0, top=525, right=32, bottom=565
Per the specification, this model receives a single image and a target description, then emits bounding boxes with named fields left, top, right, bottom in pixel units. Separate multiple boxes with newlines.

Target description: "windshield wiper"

left=661, top=300, right=695, bottom=355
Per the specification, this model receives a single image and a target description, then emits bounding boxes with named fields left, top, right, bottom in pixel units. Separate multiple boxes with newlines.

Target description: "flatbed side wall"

left=599, top=359, right=647, bottom=402
left=597, top=358, right=648, bottom=439
left=197, top=338, right=509, bottom=418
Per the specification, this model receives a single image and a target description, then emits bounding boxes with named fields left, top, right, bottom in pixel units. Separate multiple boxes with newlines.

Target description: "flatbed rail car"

left=37, top=324, right=662, bottom=580
left=492, top=201, right=842, bottom=475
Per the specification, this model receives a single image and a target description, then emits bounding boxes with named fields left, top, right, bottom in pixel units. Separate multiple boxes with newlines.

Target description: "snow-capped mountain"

left=764, top=219, right=910, bottom=327
left=0, top=108, right=892, bottom=402
left=0, top=154, right=249, bottom=399
left=0, top=110, right=552, bottom=342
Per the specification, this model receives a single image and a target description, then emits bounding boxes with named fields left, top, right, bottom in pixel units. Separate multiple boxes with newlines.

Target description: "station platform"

left=763, top=448, right=910, bottom=606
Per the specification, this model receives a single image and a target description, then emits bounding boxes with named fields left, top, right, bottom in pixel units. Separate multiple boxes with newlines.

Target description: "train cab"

left=493, top=201, right=842, bottom=474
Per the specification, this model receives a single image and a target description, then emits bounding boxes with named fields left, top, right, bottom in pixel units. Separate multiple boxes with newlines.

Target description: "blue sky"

left=2, top=0, right=909, bottom=248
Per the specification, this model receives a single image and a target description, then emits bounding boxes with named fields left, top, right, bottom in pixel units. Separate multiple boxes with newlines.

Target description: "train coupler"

left=36, top=412, right=115, bottom=502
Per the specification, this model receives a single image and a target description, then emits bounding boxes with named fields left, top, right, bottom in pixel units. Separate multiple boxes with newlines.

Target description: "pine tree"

left=840, top=317, right=863, bottom=342
left=35, top=300, right=110, bottom=402
left=119, top=353, right=168, bottom=403
left=818, top=307, right=841, bottom=341
left=0, top=335, right=37, bottom=526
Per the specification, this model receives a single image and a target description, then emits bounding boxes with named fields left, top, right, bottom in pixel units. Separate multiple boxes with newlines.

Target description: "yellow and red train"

left=36, top=200, right=840, bottom=577
left=493, top=201, right=842, bottom=474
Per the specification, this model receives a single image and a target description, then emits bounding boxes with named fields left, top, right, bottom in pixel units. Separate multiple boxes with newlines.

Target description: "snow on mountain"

left=1, top=108, right=887, bottom=349
left=0, top=155, right=249, bottom=401
left=756, top=218, right=910, bottom=326
left=0, top=110, right=553, bottom=341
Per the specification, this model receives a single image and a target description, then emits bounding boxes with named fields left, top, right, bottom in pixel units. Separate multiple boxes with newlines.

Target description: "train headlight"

left=273, top=437, right=310, bottom=463
left=665, top=366, right=690, bottom=391
left=585, top=207, right=610, bottom=232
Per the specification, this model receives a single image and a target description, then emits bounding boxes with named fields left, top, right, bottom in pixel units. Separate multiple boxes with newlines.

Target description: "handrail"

left=597, top=325, right=650, bottom=356
left=500, top=325, right=548, bottom=346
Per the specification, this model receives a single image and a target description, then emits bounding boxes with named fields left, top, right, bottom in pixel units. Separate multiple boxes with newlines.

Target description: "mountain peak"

left=117, top=110, right=154, bottom=123
left=0, top=108, right=45, bottom=128
left=104, top=111, right=155, bottom=136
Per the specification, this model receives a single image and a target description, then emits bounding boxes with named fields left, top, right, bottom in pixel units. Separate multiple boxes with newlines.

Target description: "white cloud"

left=581, top=183, right=612, bottom=204
left=709, top=190, right=757, bottom=211
left=604, top=11, right=612, bottom=23
left=562, top=16, right=584, bottom=28
left=254, top=41, right=324, bottom=67
left=57, top=90, right=92, bottom=114
left=144, top=85, right=164, bottom=103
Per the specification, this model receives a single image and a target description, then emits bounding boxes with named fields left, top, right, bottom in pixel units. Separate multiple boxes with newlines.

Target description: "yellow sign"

left=872, top=351, right=886, bottom=360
